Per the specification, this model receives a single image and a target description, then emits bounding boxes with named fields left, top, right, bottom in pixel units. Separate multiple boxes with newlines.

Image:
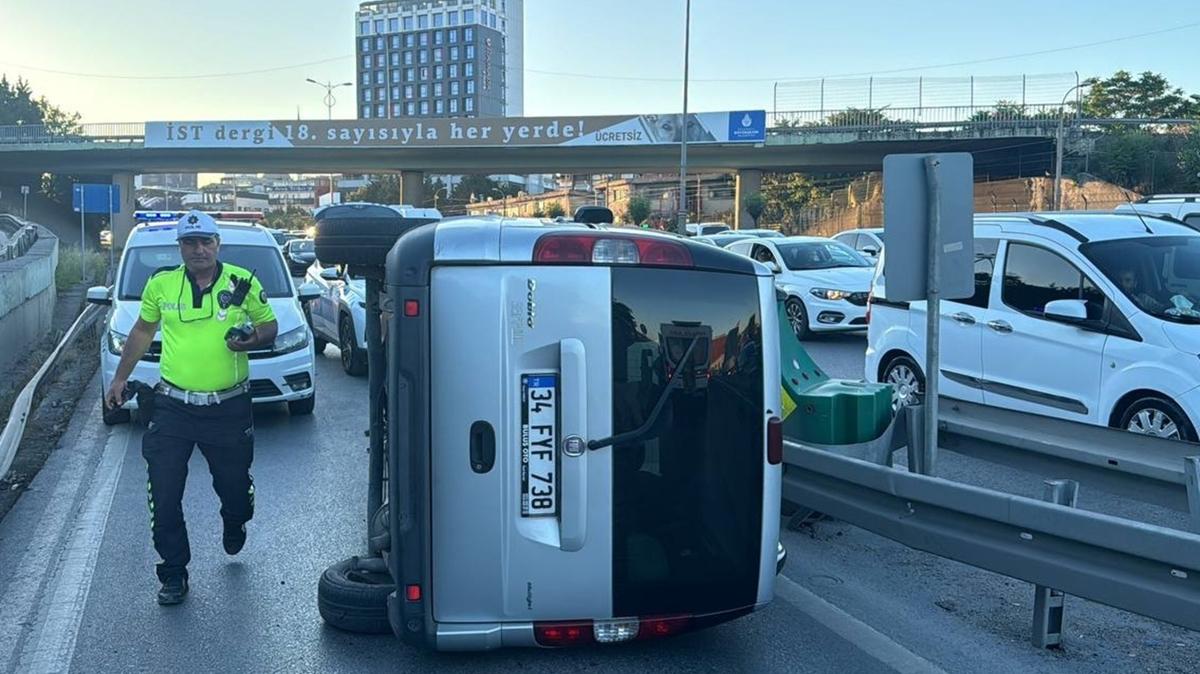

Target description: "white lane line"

left=18, top=423, right=131, bottom=674
left=775, top=574, right=946, bottom=674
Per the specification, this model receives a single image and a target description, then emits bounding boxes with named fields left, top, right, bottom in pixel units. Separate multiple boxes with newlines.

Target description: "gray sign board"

left=882, top=153, right=975, bottom=302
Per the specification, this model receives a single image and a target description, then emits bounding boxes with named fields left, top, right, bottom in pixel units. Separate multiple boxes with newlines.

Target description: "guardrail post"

left=1032, top=479, right=1079, bottom=648
left=904, top=404, right=936, bottom=475
left=1186, top=456, right=1200, bottom=533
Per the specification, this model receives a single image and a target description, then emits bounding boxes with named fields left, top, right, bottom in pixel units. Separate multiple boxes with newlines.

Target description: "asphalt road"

left=0, top=335, right=1195, bottom=673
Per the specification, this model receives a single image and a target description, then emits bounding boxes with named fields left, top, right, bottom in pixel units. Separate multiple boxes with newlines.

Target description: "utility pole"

left=676, top=0, right=692, bottom=235
left=1053, top=78, right=1086, bottom=211
left=306, top=78, right=353, bottom=208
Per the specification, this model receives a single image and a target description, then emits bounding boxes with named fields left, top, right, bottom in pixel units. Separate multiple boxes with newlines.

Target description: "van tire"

left=340, top=314, right=368, bottom=377
left=318, top=556, right=395, bottom=634
left=289, top=394, right=316, bottom=416
left=785, top=298, right=810, bottom=341
left=881, top=355, right=924, bottom=411
left=1117, top=396, right=1196, bottom=442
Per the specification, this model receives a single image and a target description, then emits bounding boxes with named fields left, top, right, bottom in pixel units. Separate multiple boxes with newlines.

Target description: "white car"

left=304, top=260, right=368, bottom=376
left=727, top=236, right=875, bottom=339
left=685, top=222, right=731, bottom=237
left=832, top=227, right=885, bottom=262
left=866, top=211, right=1200, bottom=441
left=1115, top=195, right=1200, bottom=228
left=88, top=219, right=321, bottom=424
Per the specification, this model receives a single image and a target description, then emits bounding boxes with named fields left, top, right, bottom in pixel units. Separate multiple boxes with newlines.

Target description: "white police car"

left=88, top=215, right=321, bottom=423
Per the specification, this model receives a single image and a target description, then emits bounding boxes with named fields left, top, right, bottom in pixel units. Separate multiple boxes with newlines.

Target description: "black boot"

left=223, top=520, right=247, bottom=555
left=157, top=576, right=189, bottom=605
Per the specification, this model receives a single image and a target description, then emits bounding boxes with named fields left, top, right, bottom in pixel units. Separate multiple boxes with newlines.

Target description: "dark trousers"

left=142, top=391, right=255, bottom=582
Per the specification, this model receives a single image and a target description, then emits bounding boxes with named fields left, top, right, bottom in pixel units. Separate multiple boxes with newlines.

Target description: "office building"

left=355, top=0, right=523, bottom=119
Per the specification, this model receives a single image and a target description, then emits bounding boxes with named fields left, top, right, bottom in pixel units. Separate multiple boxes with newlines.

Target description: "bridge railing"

left=768, top=103, right=1074, bottom=132
left=0, top=122, right=146, bottom=145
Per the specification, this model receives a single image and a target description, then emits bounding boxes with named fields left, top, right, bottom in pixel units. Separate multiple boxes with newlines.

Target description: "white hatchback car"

left=727, top=236, right=875, bottom=339
left=866, top=211, right=1200, bottom=441
left=88, top=219, right=321, bottom=423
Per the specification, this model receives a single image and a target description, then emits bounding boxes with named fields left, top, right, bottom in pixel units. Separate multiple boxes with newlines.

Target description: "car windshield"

left=1084, top=235, right=1200, bottom=324
left=776, top=240, right=873, bottom=270
left=291, top=240, right=314, bottom=253
left=119, top=244, right=293, bottom=300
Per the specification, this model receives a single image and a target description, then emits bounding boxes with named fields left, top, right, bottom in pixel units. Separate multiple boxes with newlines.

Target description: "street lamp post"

left=432, top=186, right=448, bottom=211
left=306, top=78, right=354, bottom=207
left=676, top=0, right=692, bottom=235
left=490, top=187, right=509, bottom=217
left=1054, top=80, right=1086, bottom=211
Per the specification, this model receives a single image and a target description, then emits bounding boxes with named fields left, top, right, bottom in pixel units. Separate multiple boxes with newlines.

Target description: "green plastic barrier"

left=778, top=301, right=892, bottom=445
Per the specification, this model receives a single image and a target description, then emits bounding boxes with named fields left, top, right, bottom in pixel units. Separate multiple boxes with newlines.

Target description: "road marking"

left=17, top=422, right=131, bottom=674
left=775, top=574, right=946, bottom=674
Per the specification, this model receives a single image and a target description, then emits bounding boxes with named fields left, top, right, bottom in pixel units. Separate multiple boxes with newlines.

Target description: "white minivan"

left=866, top=212, right=1200, bottom=441
left=88, top=219, right=320, bottom=423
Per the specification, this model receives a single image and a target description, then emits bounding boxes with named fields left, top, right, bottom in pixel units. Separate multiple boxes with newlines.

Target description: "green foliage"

left=968, top=100, right=1061, bottom=123
left=544, top=201, right=566, bottom=219
left=531, top=208, right=546, bottom=218
left=0, top=75, right=82, bottom=205
left=55, top=247, right=108, bottom=289
left=1179, top=132, right=1200, bottom=192
left=263, top=205, right=314, bottom=232
left=349, top=174, right=402, bottom=204
left=625, top=195, right=651, bottom=225
left=1083, top=71, right=1200, bottom=119
left=743, top=191, right=767, bottom=225
left=760, top=173, right=821, bottom=225
left=823, top=108, right=891, bottom=127
left=1090, top=130, right=1158, bottom=190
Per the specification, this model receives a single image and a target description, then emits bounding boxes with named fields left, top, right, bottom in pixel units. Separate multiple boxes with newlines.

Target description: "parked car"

left=866, top=211, right=1200, bottom=441
left=1115, top=195, right=1200, bottom=229
left=738, top=229, right=786, bottom=239
left=726, top=236, right=874, bottom=339
left=685, top=222, right=731, bottom=237
left=87, top=219, right=321, bottom=424
left=283, top=238, right=317, bottom=277
left=304, top=260, right=368, bottom=375
left=695, top=233, right=756, bottom=248
left=832, top=227, right=885, bottom=261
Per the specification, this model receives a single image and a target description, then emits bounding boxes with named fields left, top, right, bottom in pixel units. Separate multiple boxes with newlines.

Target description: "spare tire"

left=315, top=203, right=439, bottom=268
left=318, top=556, right=395, bottom=634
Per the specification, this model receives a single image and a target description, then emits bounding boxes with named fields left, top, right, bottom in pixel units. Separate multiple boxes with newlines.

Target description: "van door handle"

left=950, top=312, right=976, bottom=325
left=469, top=421, right=495, bottom=473
left=987, top=320, right=1013, bottom=334
left=559, top=338, right=587, bottom=552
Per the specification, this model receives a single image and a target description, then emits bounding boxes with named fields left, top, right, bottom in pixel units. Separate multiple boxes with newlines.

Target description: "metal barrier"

left=782, top=440, right=1200, bottom=634
left=0, top=215, right=39, bottom=261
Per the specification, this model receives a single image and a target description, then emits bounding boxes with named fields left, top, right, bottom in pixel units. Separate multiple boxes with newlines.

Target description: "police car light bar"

left=134, top=210, right=187, bottom=223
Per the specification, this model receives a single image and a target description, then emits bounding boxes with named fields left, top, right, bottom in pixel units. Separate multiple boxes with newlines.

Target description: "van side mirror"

left=319, top=267, right=341, bottom=281
left=1044, top=299, right=1088, bottom=323
left=86, top=286, right=111, bottom=306
left=766, top=261, right=782, bottom=274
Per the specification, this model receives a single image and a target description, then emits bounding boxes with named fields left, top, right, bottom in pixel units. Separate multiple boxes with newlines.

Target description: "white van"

left=88, top=219, right=320, bottom=423
left=1115, top=195, right=1200, bottom=229
left=866, top=212, right=1200, bottom=441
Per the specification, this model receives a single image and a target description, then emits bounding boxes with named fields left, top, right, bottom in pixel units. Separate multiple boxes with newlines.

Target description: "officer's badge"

left=187, top=215, right=199, bottom=224
left=259, top=289, right=267, bottom=303
left=218, top=290, right=233, bottom=309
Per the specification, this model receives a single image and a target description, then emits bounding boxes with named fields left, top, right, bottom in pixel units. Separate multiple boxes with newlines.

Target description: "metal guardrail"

left=0, top=123, right=146, bottom=146
left=782, top=440, right=1200, bottom=634
left=0, top=215, right=39, bottom=262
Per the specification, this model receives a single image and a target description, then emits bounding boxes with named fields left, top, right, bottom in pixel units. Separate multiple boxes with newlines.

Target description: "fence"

left=773, top=73, right=1081, bottom=115
left=0, top=123, right=146, bottom=145
left=0, top=216, right=39, bottom=262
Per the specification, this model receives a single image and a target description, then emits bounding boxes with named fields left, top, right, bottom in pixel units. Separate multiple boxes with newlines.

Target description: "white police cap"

left=176, top=210, right=219, bottom=240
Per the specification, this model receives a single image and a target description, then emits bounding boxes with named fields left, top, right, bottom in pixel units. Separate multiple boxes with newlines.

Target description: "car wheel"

left=288, top=393, right=315, bottom=416
left=785, top=297, right=810, bottom=341
left=340, top=315, right=368, bottom=377
left=882, top=355, right=924, bottom=412
left=1119, top=396, right=1196, bottom=442
left=317, top=556, right=395, bottom=634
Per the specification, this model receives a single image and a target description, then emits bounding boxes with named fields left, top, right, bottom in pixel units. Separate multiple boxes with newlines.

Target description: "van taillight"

left=534, top=621, right=594, bottom=647
left=637, top=615, right=691, bottom=639
left=533, top=234, right=692, bottom=267
left=534, top=616, right=695, bottom=647
left=768, top=416, right=783, bottom=465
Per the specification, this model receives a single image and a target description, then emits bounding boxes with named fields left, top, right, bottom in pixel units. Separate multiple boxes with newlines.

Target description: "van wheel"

left=1118, top=397, right=1196, bottom=442
left=882, top=355, right=924, bottom=412
left=785, top=298, right=810, bottom=341
left=340, top=315, right=368, bottom=377
left=318, top=556, right=395, bottom=634
left=288, top=394, right=316, bottom=416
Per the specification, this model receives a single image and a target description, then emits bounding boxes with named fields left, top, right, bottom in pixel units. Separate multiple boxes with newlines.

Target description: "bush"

left=56, top=247, right=109, bottom=290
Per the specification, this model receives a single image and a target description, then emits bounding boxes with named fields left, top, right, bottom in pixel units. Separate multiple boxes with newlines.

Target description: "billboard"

left=143, top=111, right=766, bottom=149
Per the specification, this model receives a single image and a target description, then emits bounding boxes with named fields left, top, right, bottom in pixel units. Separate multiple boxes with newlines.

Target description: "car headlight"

left=106, top=329, right=127, bottom=355
left=273, top=326, right=310, bottom=354
left=810, top=288, right=852, bottom=301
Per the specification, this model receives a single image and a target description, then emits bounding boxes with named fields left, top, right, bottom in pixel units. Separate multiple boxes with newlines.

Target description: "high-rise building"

left=355, top=0, right=523, bottom=120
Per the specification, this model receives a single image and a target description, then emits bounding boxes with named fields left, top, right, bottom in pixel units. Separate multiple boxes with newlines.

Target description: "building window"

left=449, top=63, right=459, bottom=78
left=392, top=86, right=401, bottom=100
left=489, top=12, right=497, bottom=28
left=360, top=20, right=370, bottom=34
left=434, top=48, right=443, bottom=62
left=403, top=16, right=413, bottom=30
left=435, top=99, right=445, bottom=114
left=391, top=70, right=401, bottom=83
left=450, top=80, right=460, bottom=96
left=404, top=85, right=414, bottom=99
left=362, top=55, right=371, bottom=68
left=404, top=51, right=413, bottom=65
left=419, top=50, right=428, bottom=64
left=363, top=106, right=371, bottom=118
left=434, top=82, right=443, bottom=97
left=434, top=13, right=444, bottom=28
left=391, top=35, right=400, bottom=48
left=418, top=14, right=429, bottom=29
left=389, top=17, right=399, bottom=32
left=434, top=65, right=444, bottom=79
left=465, top=27, right=474, bottom=41
left=464, top=62, right=474, bottom=77
left=449, top=28, right=458, bottom=43
left=374, top=19, right=384, bottom=33
left=375, top=71, right=385, bottom=84
left=361, top=71, right=370, bottom=85
left=450, top=46, right=460, bottom=60
left=420, top=67, right=430, bottom=80
left=360, top=38, right=370, bottom=52
left=466, top=79, right=475, bottom=94
left=420, top=101, right=430, bottom=115
left=406, top=67, right=415, bottom=81
left=419, top=32, right=428, bottom=46
left=501, top=18, right=506, bottom=31
left=464, top=97, right=474, bottom=113
left=419, top=84, right=429, bottom=98
left=377, top=87, right=385, bottom=100
left=434, top=30, right=444, bottom=45
left=375, top=36, right=384, bottom=50
left=393, top=103, right=402, bottom=116
left=376, top=104, right=385, bottom=117
left=449, top=98, right=459, bottom=113
left=390, top=52, right=400, bottom=66
left=448, top=11, right=459, bottom=26
left=465, top=45, right=475, bottom=60
left=376, top=54, right=385, bottom=67
left=464, top=9, right=475, bottom=23
left=364, top=89, right=372, bottom=102
left=405, top=34, right=414, bottom=47
left=407, top=102, right=416, bottom=115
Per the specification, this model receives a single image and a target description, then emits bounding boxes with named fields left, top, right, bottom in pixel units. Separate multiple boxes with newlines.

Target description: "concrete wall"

left=0, top=227, right=59, bottom=373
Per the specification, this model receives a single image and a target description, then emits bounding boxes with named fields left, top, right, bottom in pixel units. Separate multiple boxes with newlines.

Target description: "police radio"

left=223, top=271, right=258, bottom=343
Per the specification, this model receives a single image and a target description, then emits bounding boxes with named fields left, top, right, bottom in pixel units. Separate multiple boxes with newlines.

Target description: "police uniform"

left=140, top=214, right=275, bottom=590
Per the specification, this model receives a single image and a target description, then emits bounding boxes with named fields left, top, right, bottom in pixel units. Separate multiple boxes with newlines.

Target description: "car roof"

left=127, top=221, right=279, bottom=247
left=974, top=211, right=1198, bottom=244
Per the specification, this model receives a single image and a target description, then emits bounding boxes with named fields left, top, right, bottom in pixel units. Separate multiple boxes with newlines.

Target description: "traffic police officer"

left=104, top=210, right=278, bottom=605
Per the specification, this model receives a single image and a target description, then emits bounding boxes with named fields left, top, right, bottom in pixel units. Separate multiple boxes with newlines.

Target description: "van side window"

left=1184, top=213, right=1200, bottom=230
left=1002, top=243, right=1105, bottom=320
left=956, top=239, right=999, bottom=309
left=750, top=244, right=776, bottom=265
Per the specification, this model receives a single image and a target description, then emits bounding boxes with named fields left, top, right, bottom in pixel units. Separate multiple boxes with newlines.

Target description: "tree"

left=625, top=195, right=651, bottom=225
left=1177, top=131, right=1200, bottom=192
left=349, top=174, right=401, bottom=203
left=760, top=173, right=821, bottom=225
left=968, top=100, right=1061, bottom=123
left=0, top=75, right=82, bottom=205
left=1082, top=71, right=1200, bottom=119
left=824, top=108, right=891, bottom=127
left=544, top=201, right=566, bottom=219
left=531, top=208, right=546, bottom=218
left=263, top=205, right=314, bottom=232
left=743, top=191, right=766, bottom=226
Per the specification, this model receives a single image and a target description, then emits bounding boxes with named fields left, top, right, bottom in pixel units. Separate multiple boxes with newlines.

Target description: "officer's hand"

left=226, top=335, right=256, bottom=352
left=104, top=378, right=127, bottom=410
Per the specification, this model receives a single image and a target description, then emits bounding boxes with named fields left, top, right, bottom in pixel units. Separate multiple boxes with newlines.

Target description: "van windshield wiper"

left=587, top=336, right=700, bottom=452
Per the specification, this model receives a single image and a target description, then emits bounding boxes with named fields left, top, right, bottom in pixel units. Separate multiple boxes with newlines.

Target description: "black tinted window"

left=1003, top=243, right=1104, bottom=320
left=956, top=239, right=999, bottom=309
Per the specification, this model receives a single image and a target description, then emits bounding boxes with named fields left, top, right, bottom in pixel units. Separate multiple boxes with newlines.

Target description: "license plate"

left=521, top=373, right=558, bottom=517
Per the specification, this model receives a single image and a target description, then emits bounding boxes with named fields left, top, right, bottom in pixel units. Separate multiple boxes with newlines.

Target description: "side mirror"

left=766, top=261, right=782, bottom=274
left=1044, top=299, right=1088, bottom=323
left=319, top=267, right=341, bottom=281
left=86, top=286, right=111, bottom=306
left=297, top=282, right=322, bottom=303
left=862, top=245, right=880, bottom=257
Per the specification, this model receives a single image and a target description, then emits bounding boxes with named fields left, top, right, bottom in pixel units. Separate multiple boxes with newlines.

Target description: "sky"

left=0, top=0, right=1198, bottom=124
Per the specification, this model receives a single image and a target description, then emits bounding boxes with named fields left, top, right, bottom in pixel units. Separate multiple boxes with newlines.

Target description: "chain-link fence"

left=772, top=73, right=1081, bottom=114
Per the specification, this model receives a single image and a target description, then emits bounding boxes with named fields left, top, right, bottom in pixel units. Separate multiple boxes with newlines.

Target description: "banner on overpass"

left=143, top=111, right=766, bottom=149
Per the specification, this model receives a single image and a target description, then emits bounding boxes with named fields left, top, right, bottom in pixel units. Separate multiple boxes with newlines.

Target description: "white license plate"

left=521, top=373, right=558, bottom=517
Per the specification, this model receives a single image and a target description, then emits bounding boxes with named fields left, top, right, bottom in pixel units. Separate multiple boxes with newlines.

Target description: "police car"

left=87, top=212, right=321, bottom=423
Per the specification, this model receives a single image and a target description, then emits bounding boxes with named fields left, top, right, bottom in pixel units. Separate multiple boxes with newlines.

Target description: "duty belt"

left=155, top=380, right=249, bottom=406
